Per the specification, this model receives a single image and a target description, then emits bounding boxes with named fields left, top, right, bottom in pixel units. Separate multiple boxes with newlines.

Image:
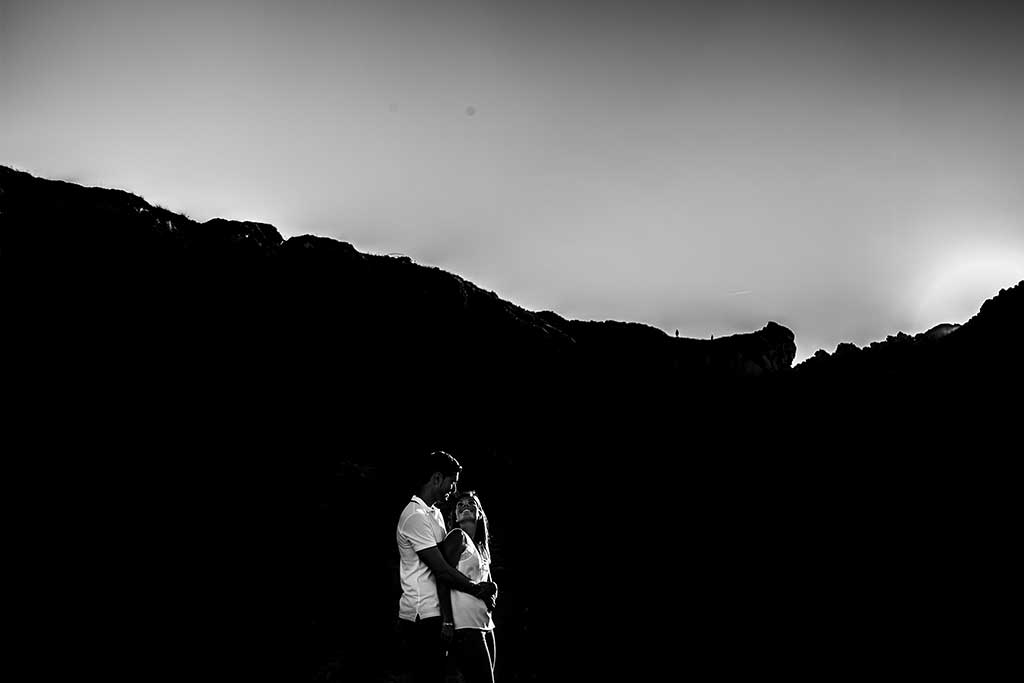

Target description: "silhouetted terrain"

left=3, top=165, right=1018, bottom=680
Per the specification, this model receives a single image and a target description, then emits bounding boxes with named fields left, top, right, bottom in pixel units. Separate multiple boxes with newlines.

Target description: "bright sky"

left=3, top=0, right=1023, bottom=361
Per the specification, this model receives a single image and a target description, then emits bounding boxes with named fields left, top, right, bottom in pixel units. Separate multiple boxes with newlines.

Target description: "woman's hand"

left=441, top=622, right=454, bottom=645
left=487, top=581, right=499, bottom=611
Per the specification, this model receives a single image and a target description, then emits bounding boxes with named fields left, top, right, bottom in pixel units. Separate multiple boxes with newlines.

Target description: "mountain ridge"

left=1, top=163, right=798, bottom=384
left=7, top=163, right=1022, bottom=399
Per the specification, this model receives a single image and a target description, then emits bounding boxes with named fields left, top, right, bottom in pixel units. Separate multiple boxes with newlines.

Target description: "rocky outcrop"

left=922, top=322, right=960, bottom=340
left=194, top=218, right=284, bottom=253
left=791, top=281, right=1022, bottom=386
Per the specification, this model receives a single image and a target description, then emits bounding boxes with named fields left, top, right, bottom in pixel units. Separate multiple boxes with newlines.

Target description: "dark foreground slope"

left=3, top=166, right=1018, bottom=680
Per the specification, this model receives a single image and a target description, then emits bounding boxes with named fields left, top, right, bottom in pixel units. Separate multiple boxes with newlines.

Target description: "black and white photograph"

left=3, top=1, right=1021, bottom=680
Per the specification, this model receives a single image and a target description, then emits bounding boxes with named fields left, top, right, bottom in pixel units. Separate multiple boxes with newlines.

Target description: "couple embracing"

left=396, top=451, right=499, bottom=683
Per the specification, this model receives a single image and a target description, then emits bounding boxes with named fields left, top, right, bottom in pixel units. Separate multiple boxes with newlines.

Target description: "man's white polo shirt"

left=396, top=495, right=447, bottom=621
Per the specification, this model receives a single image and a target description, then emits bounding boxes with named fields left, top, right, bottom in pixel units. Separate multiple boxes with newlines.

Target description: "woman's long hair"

left=450, top=490, right=490, bottom=563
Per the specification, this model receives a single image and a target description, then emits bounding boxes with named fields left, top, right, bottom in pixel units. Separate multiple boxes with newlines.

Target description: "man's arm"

left=417, top=546, right=488, bottom=596
left=418, top=547, right=497, bottom=607
left=437, top=531, right=463, bottom=638
left=438, top=578, right=454, bottom=644
left=402, top=513, right=496, bottom=600
left=438, top=530, right=495, bottom=612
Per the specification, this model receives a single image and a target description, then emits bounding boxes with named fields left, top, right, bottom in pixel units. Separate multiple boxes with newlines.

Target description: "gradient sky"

left=4, top=0, right=1023, bottom=360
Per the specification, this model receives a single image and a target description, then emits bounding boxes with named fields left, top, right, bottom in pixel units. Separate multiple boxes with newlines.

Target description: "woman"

left=439, top=491, right=497, bottom=683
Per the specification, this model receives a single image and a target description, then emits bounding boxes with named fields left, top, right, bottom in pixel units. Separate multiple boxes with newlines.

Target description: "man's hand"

left=475, top=581, right=498, bottom=611
left=441, top=622, right=454, bottom=645
left=474, top=581, right=497, bottom=600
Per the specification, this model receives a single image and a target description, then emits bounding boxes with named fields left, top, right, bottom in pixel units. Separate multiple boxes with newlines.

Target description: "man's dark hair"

left=415, top=450, right=462, bottom=487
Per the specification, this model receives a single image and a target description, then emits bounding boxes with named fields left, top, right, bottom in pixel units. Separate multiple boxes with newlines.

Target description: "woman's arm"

left=441, top=528, right=468, bottom=568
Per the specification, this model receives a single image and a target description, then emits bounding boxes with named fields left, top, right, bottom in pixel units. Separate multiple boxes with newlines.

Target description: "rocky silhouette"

left=1, top=164, right=797, bottom=392
left=3, top=165, right=1018, bottom=681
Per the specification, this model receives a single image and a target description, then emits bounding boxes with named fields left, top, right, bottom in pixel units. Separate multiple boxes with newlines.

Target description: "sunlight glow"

left=914, top=244, right=1024, bottom=330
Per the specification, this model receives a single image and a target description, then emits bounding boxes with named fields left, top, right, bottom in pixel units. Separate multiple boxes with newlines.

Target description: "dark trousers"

left=398, top=616, right=445, bottom=683
left=452, top=629, right=496, bottom=683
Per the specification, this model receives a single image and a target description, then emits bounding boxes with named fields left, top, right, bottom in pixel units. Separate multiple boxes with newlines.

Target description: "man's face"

left=439, top=472, right=459, bottom=502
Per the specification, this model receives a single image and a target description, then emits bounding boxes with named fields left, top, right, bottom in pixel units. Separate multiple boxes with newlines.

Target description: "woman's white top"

left=452, top=535, right=496, bottom=631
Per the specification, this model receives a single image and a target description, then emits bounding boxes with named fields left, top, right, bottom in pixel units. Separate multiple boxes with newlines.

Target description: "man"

left=396, top=450, right=497, bottom=683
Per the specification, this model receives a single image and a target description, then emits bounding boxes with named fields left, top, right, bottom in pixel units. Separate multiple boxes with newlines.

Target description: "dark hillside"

left=3, top=165, right=1017, bottom=680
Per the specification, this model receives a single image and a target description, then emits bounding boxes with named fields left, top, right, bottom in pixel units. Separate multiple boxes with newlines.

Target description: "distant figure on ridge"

left=675, top=329, right=679, bottom=338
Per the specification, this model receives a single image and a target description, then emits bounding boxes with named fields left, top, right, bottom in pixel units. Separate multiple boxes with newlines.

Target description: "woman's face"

left=455, top=496, right=481, bottom=523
